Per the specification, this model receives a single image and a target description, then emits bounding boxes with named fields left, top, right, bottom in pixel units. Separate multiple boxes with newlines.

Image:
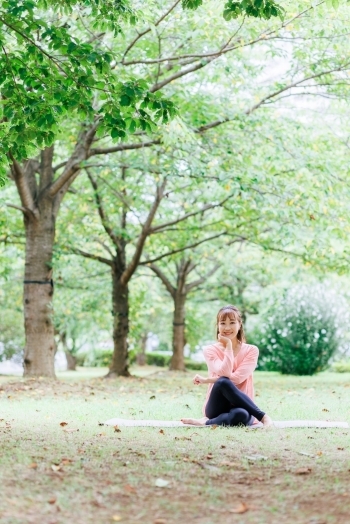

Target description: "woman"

left=181, top=305, right=273, bottom=427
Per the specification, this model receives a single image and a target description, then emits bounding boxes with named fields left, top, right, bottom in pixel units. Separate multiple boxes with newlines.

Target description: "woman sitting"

left=181, top=305, right=273, bottom=427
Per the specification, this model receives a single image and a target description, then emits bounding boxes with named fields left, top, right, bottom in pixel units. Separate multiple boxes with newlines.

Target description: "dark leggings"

left=205, top=376, right=265, bottom=427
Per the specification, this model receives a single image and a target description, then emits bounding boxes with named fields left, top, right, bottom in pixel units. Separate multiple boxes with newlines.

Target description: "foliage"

left=331, top=360, right=350, bottom=373
left=255, top=284, right=350, bottom=375
left=146, top=352, right=172, bottom=367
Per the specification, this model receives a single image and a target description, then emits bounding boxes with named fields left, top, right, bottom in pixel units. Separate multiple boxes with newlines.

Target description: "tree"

left=149, top=257, right=219, bottom=370
left=3, top=0, right=350, bottom=377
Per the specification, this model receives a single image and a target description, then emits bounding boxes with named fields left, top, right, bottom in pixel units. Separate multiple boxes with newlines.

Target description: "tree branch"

left=49, top=121, right=99, bottom=198
left=150, top=193, right=235, bottom=234
left=6, top=203, right=29, bottom=215
left=9, top=154, right=37, bottom=215
left=121, top=0, right=182, bottom=62
left=86, top=168, right=121, bottom=248
left=89, top=138, right=161, bottom=157
left=140, top=231, right=226, bottom=266
left=186, top=263, right=220, bottom=292
left=69, top=247, right=113, bottom=266
left=120, top=178, right=167, bottom=286
left=148, top=263, right=175, bottom=297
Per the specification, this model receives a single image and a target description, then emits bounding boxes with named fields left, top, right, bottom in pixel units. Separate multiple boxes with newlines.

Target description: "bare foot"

left=261, top=414, right=273, bottom=427
left=181, top=417, right=208, bottom=426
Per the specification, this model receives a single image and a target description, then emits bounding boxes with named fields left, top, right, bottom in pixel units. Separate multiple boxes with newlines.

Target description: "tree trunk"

left=65, top=351, right=77, bottom=371
left=107, top=269, right=130, bottom=377
left=170, top=292, right=186, bottom=371
left=136, top=332, right=147, bottom=366
left=23, top=209, right=56, bottom=378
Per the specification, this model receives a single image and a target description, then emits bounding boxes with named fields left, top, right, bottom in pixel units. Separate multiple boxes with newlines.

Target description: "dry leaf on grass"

left=48, top=497, right=57, bottom=504
left=245, top=454, right=268, bottom=462
left=159, top=429, right=165, bottom=434
left=114, top=426, right=121, bottom=433
left=206, top=454, right=214, bottom=460
left=51, top=464, right=63, bottom=472
left=155, top=478, right=170, bottom=488
left=124, top=485, right=136, bottom=493
left=149, top=395, right=156, bottom=400
left=63, top=428, right=79, bottom=433
left=154, top=519, right=167, bottom=524
left=322, top=408, right=330, bottom=412
left=59, top=422, right=68, bottom=427
left=295, top=467, right=312, bottom=475
left=29, top=463, right=38, bottom=469
left=112, top=516, right=122, bottom=522
left=229, top=502, right=249, bottom=514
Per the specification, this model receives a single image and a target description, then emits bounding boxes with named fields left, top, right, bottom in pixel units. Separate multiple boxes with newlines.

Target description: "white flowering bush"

left=255, top=284, right=350, bottom=375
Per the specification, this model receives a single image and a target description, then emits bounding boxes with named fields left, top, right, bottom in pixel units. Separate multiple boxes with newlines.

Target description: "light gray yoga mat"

left=103, top=418, right=349, bottom=429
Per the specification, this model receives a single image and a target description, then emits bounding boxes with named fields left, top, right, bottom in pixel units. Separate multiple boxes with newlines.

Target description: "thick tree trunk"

left=107, top=269, right=130, bottom=377
left=170, top=292, right=186, bottom=371
left=23, top=210, right=56, bottom=378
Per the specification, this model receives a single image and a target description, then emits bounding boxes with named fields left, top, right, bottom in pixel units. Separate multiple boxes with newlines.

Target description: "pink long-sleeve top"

left=202, top=342, right=259, bottom=422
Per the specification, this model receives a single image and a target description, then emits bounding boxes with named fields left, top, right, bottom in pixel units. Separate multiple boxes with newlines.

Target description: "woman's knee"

left=215, top=376, right=231, bottom=388
left=228, top=408, right=250, bottom=426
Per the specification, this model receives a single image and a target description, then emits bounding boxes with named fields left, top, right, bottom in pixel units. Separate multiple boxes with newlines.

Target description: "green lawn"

left=0, top=367, right=349, bottom=524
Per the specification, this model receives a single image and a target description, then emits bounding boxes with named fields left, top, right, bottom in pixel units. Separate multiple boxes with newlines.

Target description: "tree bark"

left=136, top=333, right=147, bottom=365
left=65, top=351, right=77, bottom=371
left=23, top=204, right=57, bottom=377
left=170, top=291, right=186, bottom=371
left=107, top=266, right=130, bottom=377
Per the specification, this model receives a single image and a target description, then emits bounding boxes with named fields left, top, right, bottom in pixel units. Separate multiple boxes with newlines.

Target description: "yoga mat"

left=103, top=418, right=349, bottom=429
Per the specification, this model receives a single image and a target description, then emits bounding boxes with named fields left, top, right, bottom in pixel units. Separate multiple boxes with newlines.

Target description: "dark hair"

left=216, top=305, right=246, bottom=343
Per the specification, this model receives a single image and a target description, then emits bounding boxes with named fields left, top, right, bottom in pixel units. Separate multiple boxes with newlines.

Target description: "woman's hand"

left=218, top=334, right=233, bottom=349
left=193, top=374, right=206, bottom=385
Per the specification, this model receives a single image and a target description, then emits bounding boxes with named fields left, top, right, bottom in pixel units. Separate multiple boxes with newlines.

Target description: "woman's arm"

left=203, top=343, right=234, bottom=377
left=193, top=374, right=217, bottom=385
left=230, top=346, right=259, bottom=385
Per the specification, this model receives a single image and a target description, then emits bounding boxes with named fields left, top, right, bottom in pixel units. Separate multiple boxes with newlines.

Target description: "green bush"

left=184, top=359, right=207, bottom=371
left=87, top=349, right=138, bottom=367
left=146, top=352, right=171, bottom=367
left=255, top=285, right=344, bottom=375
left=75, top=352, right=87, bottom=367
left=331, top=360, right=350, bottom=373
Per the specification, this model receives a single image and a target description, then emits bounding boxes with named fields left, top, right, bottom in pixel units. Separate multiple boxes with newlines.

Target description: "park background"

left=1, top=0, right=350, bottom=523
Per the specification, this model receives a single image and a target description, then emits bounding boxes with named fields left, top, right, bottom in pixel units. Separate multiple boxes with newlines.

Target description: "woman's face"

left=218, top=314, right=241, bottom=341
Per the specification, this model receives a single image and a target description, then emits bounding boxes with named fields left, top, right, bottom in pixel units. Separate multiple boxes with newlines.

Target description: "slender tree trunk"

left=170, top=292, right=186, bottom=371
left=65, top=352, right=77, bottom=371
left=107, top=268, right=130, bottom=377
left=23, top=208, right=56, bottom=378
left=136, top=333, right=147, bottom=365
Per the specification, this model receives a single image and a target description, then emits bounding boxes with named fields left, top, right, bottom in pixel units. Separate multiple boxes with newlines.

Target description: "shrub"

left=184, top=359, right=207, bottom=371
left=146, top=352, right=171, bottom=367
left=331, top=360, right=350, bottom=373
left=255, top=284, right=348, bottom=375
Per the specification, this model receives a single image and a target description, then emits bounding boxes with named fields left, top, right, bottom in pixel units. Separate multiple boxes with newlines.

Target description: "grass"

left=0, top=367, right=349, bottom=524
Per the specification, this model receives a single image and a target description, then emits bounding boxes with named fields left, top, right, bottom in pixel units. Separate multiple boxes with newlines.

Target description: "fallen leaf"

left=155, top=478, right=170, bottom=488
left=98, top=422, right=104, bottom=426
left=112, top=516, right=122, bottom=522
left=149, top=395, right=156, bottom=400
left=210, top=425, right=218, bottom=430
left=295, top=467, right=312, bottom=475
left=229, top=502, right=249, bottom=514
left=48, top=497, right=57, bottom=504
left=338, top=447, right=344, bottom=450
left=206, top=454, right=214, bottom=460
left=124, top=485, right=136, bottom=493
left=316, top=451, right=323, bottom=456
left=159, top=429, right=165, bottom=434
left=29, top=463, right=38, bottom=469
left=220, top=460, right=238, bottom=467
left=245, top=454, right=268, bottom=462
left=59, top=422, right=68, bottom=427
left=154, top=519, right=167, bottom=524
left=51, top=464, right=63, bottom=472
left=220, top=445, right=226, bottom=449
left=63, top=428, right=79, bottom=433
left=322, top=408, right=329, bottom=412
left=298, top=451, right=314, bottom=457
left=114, top=426, right=121, bottom=433
left=61, top=459, right=73, bottom=465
